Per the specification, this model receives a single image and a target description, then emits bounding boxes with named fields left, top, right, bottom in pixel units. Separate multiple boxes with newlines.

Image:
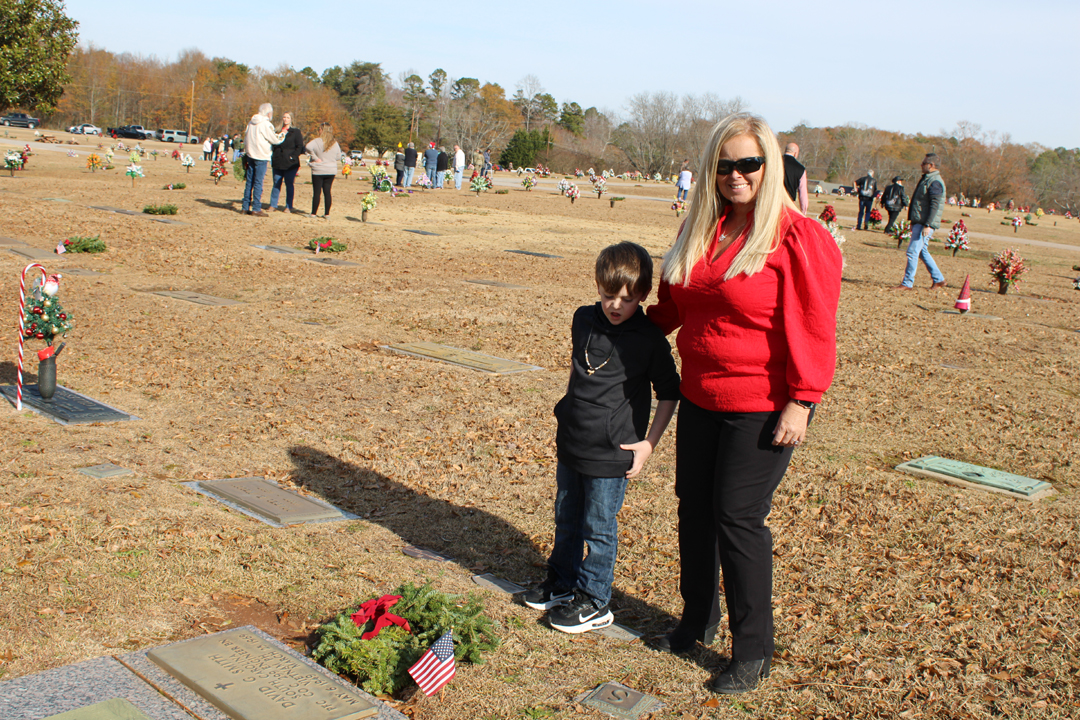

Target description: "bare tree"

left=615, top=91, right=682, bottom=175
left=677, top=93, right=747, bottom=168
left=512, top=74, right=545, bottom=132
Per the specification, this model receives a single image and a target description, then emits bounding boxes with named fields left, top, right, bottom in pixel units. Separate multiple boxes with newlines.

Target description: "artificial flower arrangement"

left=593, top=177, right=607, bottom=198
left=443, top=169, right=454, bottom=185
left=945, top=219, right=969, bottom=256
left=163, top=182, right=186, bottom=190
left=891, top=219, right=912, bottom=248
left=181, top=154, right=194, bottom=172
left=989, top=248, right=1027, bottom=294
left=521, top=174, right=536, bottom=191
left=470, top=175, right=491, bottom=196
left=210, top=156, right=228, bottom=185
left=816, top=204, right=846, bottom=248
left=360, top=192, right=377, bottom=213
left=5, top=150, right=24, bottom=176
left=115, top=140, right=127, bottom=151
left=143, top=203, right=178, bottom=215
left=22, top=274, right=73, bottom=344
left=170, top=148, right=181, bottom=160
left=868, top=207, right=883, bottom=229
left=150, top=149, right=159, bottom=161
left=86, top=154, right=102, bottom=172
left=125, top=164, right=144, bottom=187
left=104, top=149, right=115, bottom=169
left=370, top=165, right=392, bottom=192
left=671, top=199, right=686, bottom=216
left=414, top=172, right=432, bottom=190
left=556, top=178, right=571, bottom=195
left=66, top=150, right=77, bottom=158
left=128, top=150, right=140, bottom=165
left=309, top=236, right=347, bottom=253
left=56, top=235, right=106, bottom=254
left=565, top=183, right=580, bottom=203
left=574, top=168, right=584, bottom=178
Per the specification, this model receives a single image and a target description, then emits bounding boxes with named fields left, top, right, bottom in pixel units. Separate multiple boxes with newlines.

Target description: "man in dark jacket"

left=422, top=142, right=439, bottom=187
left=435, top=146, right=449, bottom=189
left=782, top=143, right=808, bottom=214
left=893, top=154, right=947, bottom=290
left=880, top=176, right=908, bottom=234
left=393, top=144, right=406, bottom=187
left=855, top=169, right=877, bottom=230
left=269, top=112, right=304, bottom=213
left=403, top=142, right=418, bottom=187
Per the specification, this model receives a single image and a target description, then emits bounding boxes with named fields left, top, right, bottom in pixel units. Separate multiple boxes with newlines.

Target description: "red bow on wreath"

left=350, top=594, right=411, bottom=640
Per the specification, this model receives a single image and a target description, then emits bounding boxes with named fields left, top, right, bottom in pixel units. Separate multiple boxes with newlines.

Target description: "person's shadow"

left=287, top=445, right=729, bottom=670
left=194, top=197, right=240, bottom=211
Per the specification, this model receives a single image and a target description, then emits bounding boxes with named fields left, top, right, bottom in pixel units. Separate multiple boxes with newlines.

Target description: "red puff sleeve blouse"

left=647, top=207, right=842, bottom=413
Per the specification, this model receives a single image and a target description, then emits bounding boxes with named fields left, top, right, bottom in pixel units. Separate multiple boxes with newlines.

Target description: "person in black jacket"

left=402, top=142, right=418, bottom=187
left=269, top=113, right=305, bottom=212
left=854, top=170, right=878, bottom=230
left=393, top=144, right=406, bottom=187
left=880, top=176, right=908, bottom=233
left=435, top=146, right=449, bottom=188
left=521, top=243, right=680, bottom=635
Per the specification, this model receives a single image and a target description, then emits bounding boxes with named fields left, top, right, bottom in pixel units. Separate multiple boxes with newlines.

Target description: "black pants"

left=883, top=208, right=901, bottom=232
left=311, top=174, right=334, bottom=215
left=395, top=168, right=404, bottom=186
left=674, top=399, right=799, bottom=662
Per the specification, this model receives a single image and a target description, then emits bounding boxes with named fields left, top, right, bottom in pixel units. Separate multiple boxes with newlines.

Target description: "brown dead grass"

left=0, top=127, right=1078, bottom=719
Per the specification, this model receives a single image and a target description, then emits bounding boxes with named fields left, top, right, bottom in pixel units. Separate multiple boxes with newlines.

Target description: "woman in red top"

left=647, top=114, right=842, bottom=694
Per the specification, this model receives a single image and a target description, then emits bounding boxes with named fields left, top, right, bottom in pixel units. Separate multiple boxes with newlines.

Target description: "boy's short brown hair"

left=595, top=242, right=653, bottom=298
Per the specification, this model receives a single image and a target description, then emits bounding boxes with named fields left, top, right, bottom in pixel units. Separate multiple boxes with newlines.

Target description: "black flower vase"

left=38, top=355, right=56, bottom=401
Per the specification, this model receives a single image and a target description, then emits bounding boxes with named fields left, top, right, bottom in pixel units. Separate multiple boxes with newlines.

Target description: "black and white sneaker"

left=548, top=590, right=614, bottom=634
left=521, top=579, right=573, bottom=610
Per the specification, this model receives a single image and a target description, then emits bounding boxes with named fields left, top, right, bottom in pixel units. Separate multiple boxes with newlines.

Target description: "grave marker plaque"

left=402, top=545, right=453, bottom=562
left=152, top=291, right=244, bottom=306
left=597, top=623, right=642, bottom=642
left=895, top=456, right=1055, bottom=501
left=0, top=236, right=28, bottom=246
left=467, top=279, right=529, bottom=289
left=403, top=229, right=440, bottom=236
left=253, top=245, right=307, bottom=255
left=78, top=463, right=133, bottom=479
left=8, top=246, right=57, bottom=260
left=384, top=342, right=543, bottom=374
left=505, top=249, right=562, bottom=259
left=41, top=698, right=153, bottom=720
left=147, top=628, right=377, bottom=720
left=939, top=310, right=1002, bottom=320
left=0, top=385, right=133, bottom=424
left=62, top=268, right=102, bottom=276
left=198, top=478, right=342, bottom=524
left=473, top=574, right=525, bottom=594
left=308, top=257, right=360, bottom=267
left=581, top=682, right=661, bottom=719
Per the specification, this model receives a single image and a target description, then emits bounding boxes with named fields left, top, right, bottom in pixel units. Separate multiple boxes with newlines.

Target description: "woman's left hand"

left=772, top=401, right=810, bottom=448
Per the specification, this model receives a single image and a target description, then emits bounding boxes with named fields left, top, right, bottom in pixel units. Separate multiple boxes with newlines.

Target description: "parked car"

left=68, top=123, right=102, bottom=135
left=160, top=129, right=195, bottom=143
left=128, top=125, right=155, bottom=140
left=1, top=112, right=41, bottom=129
left=106, top=126, right=148, bottom=139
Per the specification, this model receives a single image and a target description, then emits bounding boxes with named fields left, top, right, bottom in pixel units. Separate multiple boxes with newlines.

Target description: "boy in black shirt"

left=522, top=242, right=680, bottom=633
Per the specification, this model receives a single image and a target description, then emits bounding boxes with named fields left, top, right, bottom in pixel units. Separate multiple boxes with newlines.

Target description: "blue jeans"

left=403, top=166, right=415, bottom=187
left=426, top=166, right=437, bottom=186
left=857, top=197, right=874, bottom=228
left=242, top=159, right=269, bottom=213
left=547, top=462, right=628, bottom=606
left=454, top=168, right=463, bottom=189
left=270, top=165, right=299, bottom=210
left=901, top=224, right=945, bottom=287
left=435, top=169, right=444, bottom=189
left=677, top=187, right=689, bottom=202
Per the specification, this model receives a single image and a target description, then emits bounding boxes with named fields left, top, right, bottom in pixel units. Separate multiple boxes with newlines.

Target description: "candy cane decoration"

left=15, top=263, right=47, bottom=411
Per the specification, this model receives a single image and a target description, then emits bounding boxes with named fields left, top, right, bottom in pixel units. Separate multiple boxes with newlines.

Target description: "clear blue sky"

left=64, top=0, right=1080, bottom=149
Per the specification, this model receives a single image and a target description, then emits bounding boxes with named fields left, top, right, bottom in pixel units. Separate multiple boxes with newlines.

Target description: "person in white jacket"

left=241, top=103, right=286, bottom=216
left=453, top=144, right=466, bottom=190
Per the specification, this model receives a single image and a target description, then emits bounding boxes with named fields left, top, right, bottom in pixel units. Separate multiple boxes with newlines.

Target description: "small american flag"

left=408, top=630, right=456, bottom=696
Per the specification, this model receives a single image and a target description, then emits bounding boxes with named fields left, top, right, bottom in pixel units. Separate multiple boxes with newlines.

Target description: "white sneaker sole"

left=523, top=594, right=573, bottom=611
left=549, top=611, right=614, bottom=634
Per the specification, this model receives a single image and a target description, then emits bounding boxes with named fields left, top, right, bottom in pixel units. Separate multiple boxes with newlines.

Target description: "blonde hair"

left=319, top=123, right=336, bottom=152
left=662, top=114, right=796, bottom=285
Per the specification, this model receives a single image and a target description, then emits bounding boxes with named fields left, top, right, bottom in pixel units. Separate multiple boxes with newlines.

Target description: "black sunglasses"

left=715, top=157, right=765, bottom=175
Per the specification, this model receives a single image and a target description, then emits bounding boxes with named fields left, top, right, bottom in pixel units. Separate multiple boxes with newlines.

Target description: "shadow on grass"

left=194, top=197, right=241, bottom=211
left=0, top=360, right=24, bottom=385
left=287, top=445, right=729, bottom=668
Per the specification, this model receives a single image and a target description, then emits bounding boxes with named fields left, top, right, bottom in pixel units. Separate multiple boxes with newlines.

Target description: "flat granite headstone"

left=8, top=246, right=57, bottom=260
left=153, top=291, right=244, bottom=306
left=197, top=477, right=343, bottom=524
left=0, top=235, right=28, bottom=245
left=0, top=385, right=135, bottom=425
left=895, top=455, right=1055, bottom=501
left=41, top=698, right=153, bottom=720
left=43, top=198, right=73, bottom=203
left=90, top=206, right=138, bottom=216
left=253, top=245, right=307, bottom=255
left=307, top=257, right=360, bottom=267
left=466, top=279, right=529, bottom=289
left=384, top=341, right=544, bottom=374
left=505, top=249, right=562, bottom=259
left=403, top=229, right=440, bottom=236
left=147, top=628, right=378, bottom=720
left=61, top=268, right=103, bottom=276
left=0, top=655, right=193, bottom=720
left=78, top=463, right=134, bottom=479
left=473, top=573, right=525, bottom=594
left=939, top=310, right=1002, bottom=320
left=580, top=682, right=661, bottom=719
left=402, top=545, right=454, bottom=562
left=597, top=624, right=643, bottom=642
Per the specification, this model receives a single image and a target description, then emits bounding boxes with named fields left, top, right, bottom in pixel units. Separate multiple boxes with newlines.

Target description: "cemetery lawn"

left=1, top=130, right=1079, bottom=719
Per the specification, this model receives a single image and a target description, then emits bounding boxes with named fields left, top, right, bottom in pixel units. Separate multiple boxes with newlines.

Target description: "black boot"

left=650, top=621, right=719, bottom=654
left=708, top=658, right=770, bottom=694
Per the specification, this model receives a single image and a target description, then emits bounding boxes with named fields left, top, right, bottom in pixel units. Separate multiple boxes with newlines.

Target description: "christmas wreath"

left=308, top=237, right=347, bottom=253
left=312, top=581, right=498, bottom=695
